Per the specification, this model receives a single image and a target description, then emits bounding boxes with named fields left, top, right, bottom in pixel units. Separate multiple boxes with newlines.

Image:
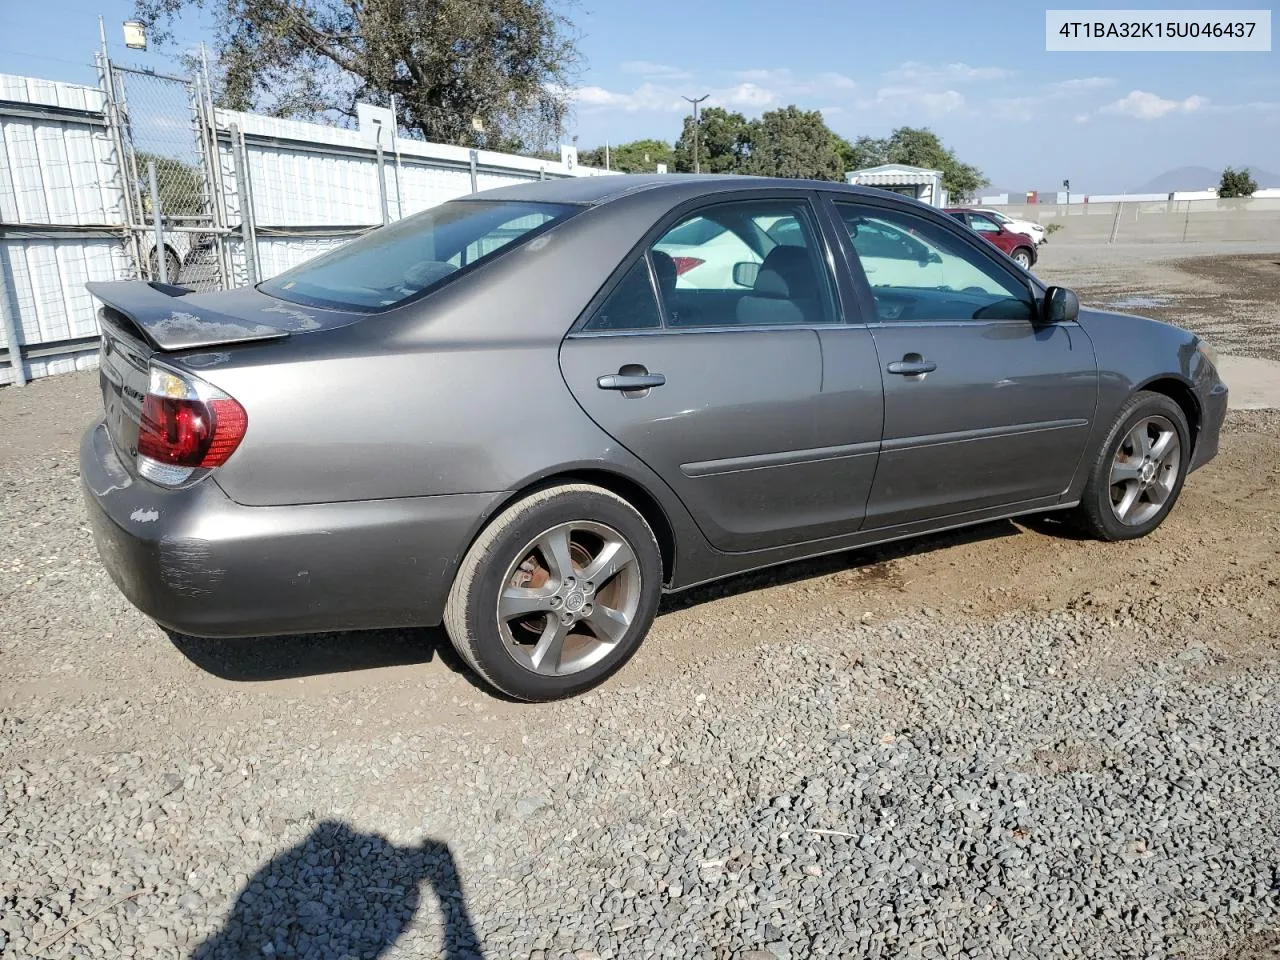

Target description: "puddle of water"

left=1104, top=294, right=1175, bottom=309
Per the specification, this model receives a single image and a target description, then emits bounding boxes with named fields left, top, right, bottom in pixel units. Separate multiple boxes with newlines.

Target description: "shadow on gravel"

left=169, top=520, right=1034, bottom=686
left=659, top=518, right=1025, bottom=612
left=165, top=626, right=483, bottom=687
left=190, top=820, right=483, bottom=959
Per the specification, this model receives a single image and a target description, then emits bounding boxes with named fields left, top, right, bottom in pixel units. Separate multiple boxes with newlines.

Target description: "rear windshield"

left=259, top=200, right=578, bottom=311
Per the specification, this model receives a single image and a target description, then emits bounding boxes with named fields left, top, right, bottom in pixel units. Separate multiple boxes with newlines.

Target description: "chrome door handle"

left=886, top=360, right=937, bottom=376
left=597, top=373, right=666, bottom=390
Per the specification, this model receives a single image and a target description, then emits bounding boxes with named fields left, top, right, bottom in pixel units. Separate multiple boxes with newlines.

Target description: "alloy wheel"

left=496, top=520, right=643, bottom=676
left=1109, top=414, right=1181, bottom=526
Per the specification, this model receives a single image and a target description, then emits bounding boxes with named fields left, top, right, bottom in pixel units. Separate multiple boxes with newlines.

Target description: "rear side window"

left=584, top=259, right=662, bottom=332
left=649, top=199, right=836, bottom=328
left=260, top=200, right=578, bottom=311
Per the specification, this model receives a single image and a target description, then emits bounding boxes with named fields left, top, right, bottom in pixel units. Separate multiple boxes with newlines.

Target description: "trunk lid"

left=87, top=280, right=292, bottom=352
left=89, top=280, right=300, bottom=468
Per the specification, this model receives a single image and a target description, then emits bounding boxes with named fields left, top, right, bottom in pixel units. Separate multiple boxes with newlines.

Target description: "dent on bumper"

left=80, top=423, right=502, bottom=637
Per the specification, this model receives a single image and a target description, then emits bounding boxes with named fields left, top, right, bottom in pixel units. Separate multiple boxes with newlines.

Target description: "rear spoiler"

left=86, top=280, right=290, bottom=352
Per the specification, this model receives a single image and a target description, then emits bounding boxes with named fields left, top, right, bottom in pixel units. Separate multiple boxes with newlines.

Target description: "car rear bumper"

left=80, top=422, right=502, bottom=638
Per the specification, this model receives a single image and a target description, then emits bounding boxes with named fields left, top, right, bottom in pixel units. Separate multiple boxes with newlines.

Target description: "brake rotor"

left=508, top=539, right=593, bottom=642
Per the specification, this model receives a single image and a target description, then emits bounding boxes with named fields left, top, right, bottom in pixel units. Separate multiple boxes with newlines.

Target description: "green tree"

left=1218, top=166, right=1258, bottom=198
left=842, top=127, right=986, bottom=202
left=579, top=139, right=673, bottom=173
left=672, top=107, right=751, bottom=173
left=742, top=106, right=844, bottom=181
left=135, top=0, right=580, bottom=152
left=135, top=151, right=205, bottom=217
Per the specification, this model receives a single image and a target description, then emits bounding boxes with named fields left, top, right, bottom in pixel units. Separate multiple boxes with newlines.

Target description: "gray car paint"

left=80, top=174, right=1228, bottom=640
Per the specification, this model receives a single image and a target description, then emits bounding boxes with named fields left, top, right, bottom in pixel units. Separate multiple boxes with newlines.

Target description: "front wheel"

left=444, top=484, right=662, bottom=701
left=1069, top=391, right=1190, bottom=541
left=1011, top=247, right=1033, bottom=269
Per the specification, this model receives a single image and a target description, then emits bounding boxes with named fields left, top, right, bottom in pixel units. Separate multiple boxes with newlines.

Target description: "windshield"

left=260, top=200, right=579, bottom=311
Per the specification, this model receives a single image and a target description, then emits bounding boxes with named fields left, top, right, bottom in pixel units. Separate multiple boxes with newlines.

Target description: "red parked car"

left=944, top=208, right=1038, bottom=270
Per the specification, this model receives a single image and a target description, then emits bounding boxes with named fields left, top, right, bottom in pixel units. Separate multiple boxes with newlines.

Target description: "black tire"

left=150, top=246, right=181, bottom=283
left=443, top=483, right=662, bottom=701
left=1069, top=391, right=1190, bottom=541
left=1011, top=246, right=1034, bottom=269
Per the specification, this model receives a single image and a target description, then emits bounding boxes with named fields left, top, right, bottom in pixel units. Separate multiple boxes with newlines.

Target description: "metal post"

left=389, top=94, right=404, bottom=219
left=683, top=94, right=709, bottom=174
left=375, top=132, right=389, bottom=226
left=605, top=141, right=610, bottom=171
left=230, top=124, right=259, bottom=284
left=199, top=43, right=233, bottom=288
left=0, top=256, right=25, bottom=386
left=469, top=150, right=479, bottom=193
left=148, top=161, right=167, bottom=283
left=98, top=47, right=143, bottom=281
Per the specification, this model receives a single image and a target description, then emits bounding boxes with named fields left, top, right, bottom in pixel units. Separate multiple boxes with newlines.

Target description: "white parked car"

left=972, top=208, right=1046, bottom=245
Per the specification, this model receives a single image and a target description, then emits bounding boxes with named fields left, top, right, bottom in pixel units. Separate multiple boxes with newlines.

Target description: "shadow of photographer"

left=190, top=820, right=482, bottom=959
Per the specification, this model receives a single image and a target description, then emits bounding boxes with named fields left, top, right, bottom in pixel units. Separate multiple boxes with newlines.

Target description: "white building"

left=845, top=164, right=947, bottom=207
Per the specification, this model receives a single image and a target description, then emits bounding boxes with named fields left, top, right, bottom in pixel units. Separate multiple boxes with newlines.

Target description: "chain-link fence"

left=106, top=65, right=226, bottom=290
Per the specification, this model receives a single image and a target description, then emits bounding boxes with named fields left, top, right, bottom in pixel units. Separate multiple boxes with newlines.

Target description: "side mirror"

left=732, top=261, right=760, bottom=288
left=1042, top=285, right=1079, bottom=324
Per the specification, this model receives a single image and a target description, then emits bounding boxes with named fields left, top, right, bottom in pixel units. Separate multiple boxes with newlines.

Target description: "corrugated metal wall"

left=1, top=74, right=129, bottom=384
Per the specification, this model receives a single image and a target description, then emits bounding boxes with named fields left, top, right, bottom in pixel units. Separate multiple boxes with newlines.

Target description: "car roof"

left=463, top=173, right=909, bottom=207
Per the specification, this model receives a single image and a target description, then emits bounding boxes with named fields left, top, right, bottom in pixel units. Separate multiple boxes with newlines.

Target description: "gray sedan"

left=81, top=175, right=1228, bottom=700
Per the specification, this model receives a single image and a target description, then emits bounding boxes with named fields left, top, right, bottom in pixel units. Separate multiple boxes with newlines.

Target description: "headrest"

left=650, top=249, right=677, bottom=293
left=752, top=245, right=819, bottom=300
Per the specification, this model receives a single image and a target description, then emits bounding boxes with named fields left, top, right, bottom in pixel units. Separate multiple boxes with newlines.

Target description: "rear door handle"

left=597, top=373, right=666, bottom=390
left=886, top=359, right=937, bottom=376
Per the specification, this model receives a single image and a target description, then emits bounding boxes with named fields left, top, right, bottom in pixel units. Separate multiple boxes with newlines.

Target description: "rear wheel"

left=1069, top=391, right=1190, bottom=541
left=1011, top=246, right=1033, bottom=269
left=443, top=484, right=662, bottom=701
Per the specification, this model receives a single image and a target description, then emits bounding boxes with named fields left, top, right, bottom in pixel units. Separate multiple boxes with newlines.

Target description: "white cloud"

left=1100, top=90, right=1208, bottom=119
left=815, top=71, right=858, bottom=92
left=1049, top=76, right=1114, bottom=96
left=883, top=61, right=1011, bottom=84
left=1074, top=113, right=1091, bottom=124
left=734, top=68, right=794, bottom=84
left=991, top=97, right=1039, bottom=122
left=861, top=86, right=965, bottom=115
left=709, top=82, right=778, bottom=109
left=562, top=83, right=685, bottom=113
left=620, top=61, right=693, bottom=81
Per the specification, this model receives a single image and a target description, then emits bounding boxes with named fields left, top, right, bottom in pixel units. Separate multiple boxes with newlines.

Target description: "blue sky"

left=3, top=0, right=1278, bottom=192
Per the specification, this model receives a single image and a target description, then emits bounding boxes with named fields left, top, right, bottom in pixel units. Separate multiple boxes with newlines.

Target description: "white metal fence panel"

left=1, top=73, right=127, bottom=385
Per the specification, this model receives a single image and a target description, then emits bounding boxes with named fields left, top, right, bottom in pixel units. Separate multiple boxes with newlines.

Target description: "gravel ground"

left=2, top=247, right=1279, bottom=959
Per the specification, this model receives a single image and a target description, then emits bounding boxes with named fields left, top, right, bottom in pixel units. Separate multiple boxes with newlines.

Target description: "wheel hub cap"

left=1140, top=461, right=1156, bottom=483
left=563, top=590, right=586, bottom=614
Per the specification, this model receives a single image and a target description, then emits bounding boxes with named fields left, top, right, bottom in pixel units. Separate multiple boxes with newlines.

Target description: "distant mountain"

left=1130, top=165, right=1280, bottom=194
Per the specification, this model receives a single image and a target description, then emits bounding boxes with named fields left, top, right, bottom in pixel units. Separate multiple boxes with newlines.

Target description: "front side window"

left=834, top=202, right=1034, bottom=322
left=968, top=214, right=1003, bottom=234
left=260, top=200, right=578, bottom=311
left=649, top=200, right=835, bottom=328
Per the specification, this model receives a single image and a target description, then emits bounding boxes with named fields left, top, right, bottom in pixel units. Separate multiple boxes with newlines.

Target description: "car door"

left=559, top=194, right=884, bottom=553
left=827, top=197, right=1098, bottom=529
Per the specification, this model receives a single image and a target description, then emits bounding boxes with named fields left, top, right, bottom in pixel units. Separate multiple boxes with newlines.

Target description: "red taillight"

left=137, top=381, right=247, bottom=469
left=670, top=256, right=705, bottom=276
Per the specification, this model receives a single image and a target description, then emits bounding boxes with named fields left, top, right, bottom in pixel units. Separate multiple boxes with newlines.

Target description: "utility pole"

left=683, top=94, right=709, bottom=173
